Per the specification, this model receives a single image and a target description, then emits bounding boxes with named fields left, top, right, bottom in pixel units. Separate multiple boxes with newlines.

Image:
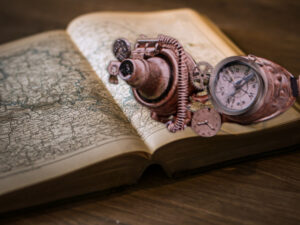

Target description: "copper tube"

left=119, top=58, right=171, bottom=100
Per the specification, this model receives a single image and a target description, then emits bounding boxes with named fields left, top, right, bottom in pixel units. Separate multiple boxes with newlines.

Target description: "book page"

left=0, top=31, right=149, bottom=195
left=67, top=9, right=300, bottom=152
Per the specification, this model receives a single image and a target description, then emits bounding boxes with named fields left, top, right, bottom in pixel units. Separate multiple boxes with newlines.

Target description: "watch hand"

left=227, top=72, right=255, bottom=100
left=197, top=120, right=208, bottom=126
left=240, top=88, right=249, bottom=94
left=197, top=120, right=215, bottom=130
left=206, top=123, right=215, bottom=130
left=230, top=84, right=249, bottom=98
left=234, top=72, right=255, bottom=88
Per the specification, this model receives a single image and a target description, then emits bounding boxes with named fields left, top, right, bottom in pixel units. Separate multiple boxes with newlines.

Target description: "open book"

left=0, top=9, right=299, bottom=213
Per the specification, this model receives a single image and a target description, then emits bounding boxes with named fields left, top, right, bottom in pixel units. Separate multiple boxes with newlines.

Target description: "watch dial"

left=191, top=108, right=221, bottom=137
left=213, top=62, right=261, bottom=114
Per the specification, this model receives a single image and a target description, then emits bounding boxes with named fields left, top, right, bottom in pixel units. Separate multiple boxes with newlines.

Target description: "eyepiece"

left=119, top=60, right=134, bottom=77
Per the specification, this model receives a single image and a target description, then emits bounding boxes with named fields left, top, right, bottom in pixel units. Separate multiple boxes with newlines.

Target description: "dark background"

left=0, top=0, right=300, bottom=224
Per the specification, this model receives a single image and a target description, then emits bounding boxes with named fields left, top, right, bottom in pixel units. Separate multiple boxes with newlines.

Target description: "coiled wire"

left=158, top=35, right=189, bottom=132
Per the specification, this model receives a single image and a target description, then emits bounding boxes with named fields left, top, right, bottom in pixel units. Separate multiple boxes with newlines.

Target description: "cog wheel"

left=191, top=61, right=213, bottom=91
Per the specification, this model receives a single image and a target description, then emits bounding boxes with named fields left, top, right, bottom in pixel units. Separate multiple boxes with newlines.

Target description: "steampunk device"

left=107, top=35, right=300, bottom=137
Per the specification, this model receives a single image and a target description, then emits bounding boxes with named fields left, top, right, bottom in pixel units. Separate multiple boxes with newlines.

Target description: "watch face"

left=210, top=57, right=263, bottom=115
left=191, top=108, right=221, bottom=137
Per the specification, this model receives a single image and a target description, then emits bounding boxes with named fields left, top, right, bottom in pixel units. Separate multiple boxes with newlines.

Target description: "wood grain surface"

left=0, top=0, right=299, bottom=224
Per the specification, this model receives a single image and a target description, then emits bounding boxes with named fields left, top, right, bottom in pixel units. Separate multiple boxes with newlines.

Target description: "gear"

left=191, top=61, right=213, bottom=91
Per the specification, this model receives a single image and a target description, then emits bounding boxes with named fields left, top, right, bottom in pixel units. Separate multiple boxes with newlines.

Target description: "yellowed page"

left=0, top=31, right=149, bottom=195
left=67, top=9, right=300, bottom=152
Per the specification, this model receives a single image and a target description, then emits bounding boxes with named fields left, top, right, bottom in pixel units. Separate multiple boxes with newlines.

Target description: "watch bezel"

left=209, top=56, right=267, bottom=116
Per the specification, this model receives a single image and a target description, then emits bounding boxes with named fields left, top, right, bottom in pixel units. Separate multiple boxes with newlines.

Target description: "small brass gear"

left=191, top=61, right=213, bottom=91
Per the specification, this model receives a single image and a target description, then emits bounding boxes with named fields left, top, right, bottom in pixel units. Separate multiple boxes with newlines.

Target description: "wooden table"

left=0, top=0, right=299, bottom=224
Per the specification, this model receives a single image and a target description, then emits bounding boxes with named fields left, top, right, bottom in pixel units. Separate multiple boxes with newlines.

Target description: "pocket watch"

left=209, top=55, right=298, bottom=124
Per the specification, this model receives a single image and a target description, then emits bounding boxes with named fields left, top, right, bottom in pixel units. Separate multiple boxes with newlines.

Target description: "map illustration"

left=0, top=32, right=138, bottom=177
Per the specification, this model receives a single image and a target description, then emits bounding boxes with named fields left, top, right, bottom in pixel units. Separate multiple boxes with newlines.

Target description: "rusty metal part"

left=242, top=55, right=297, bottom=123
left=107, top=61, right=121, bottom=84
left=191, top=108, right=221, bottom=137
left=157, top=35, right=190, bottom=132
left=191, top=61, right=213, bottom=91
left=113, top=38, right=131, bottom=61
left=130, top=46, right=180, bottom=117
left=119, top=57, right=170, bottom=100
left=211, top=55, right=298, bottom=124
left=191, top=94, right=209, bottom=104
left=110, top=35, right=196, bottom=129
